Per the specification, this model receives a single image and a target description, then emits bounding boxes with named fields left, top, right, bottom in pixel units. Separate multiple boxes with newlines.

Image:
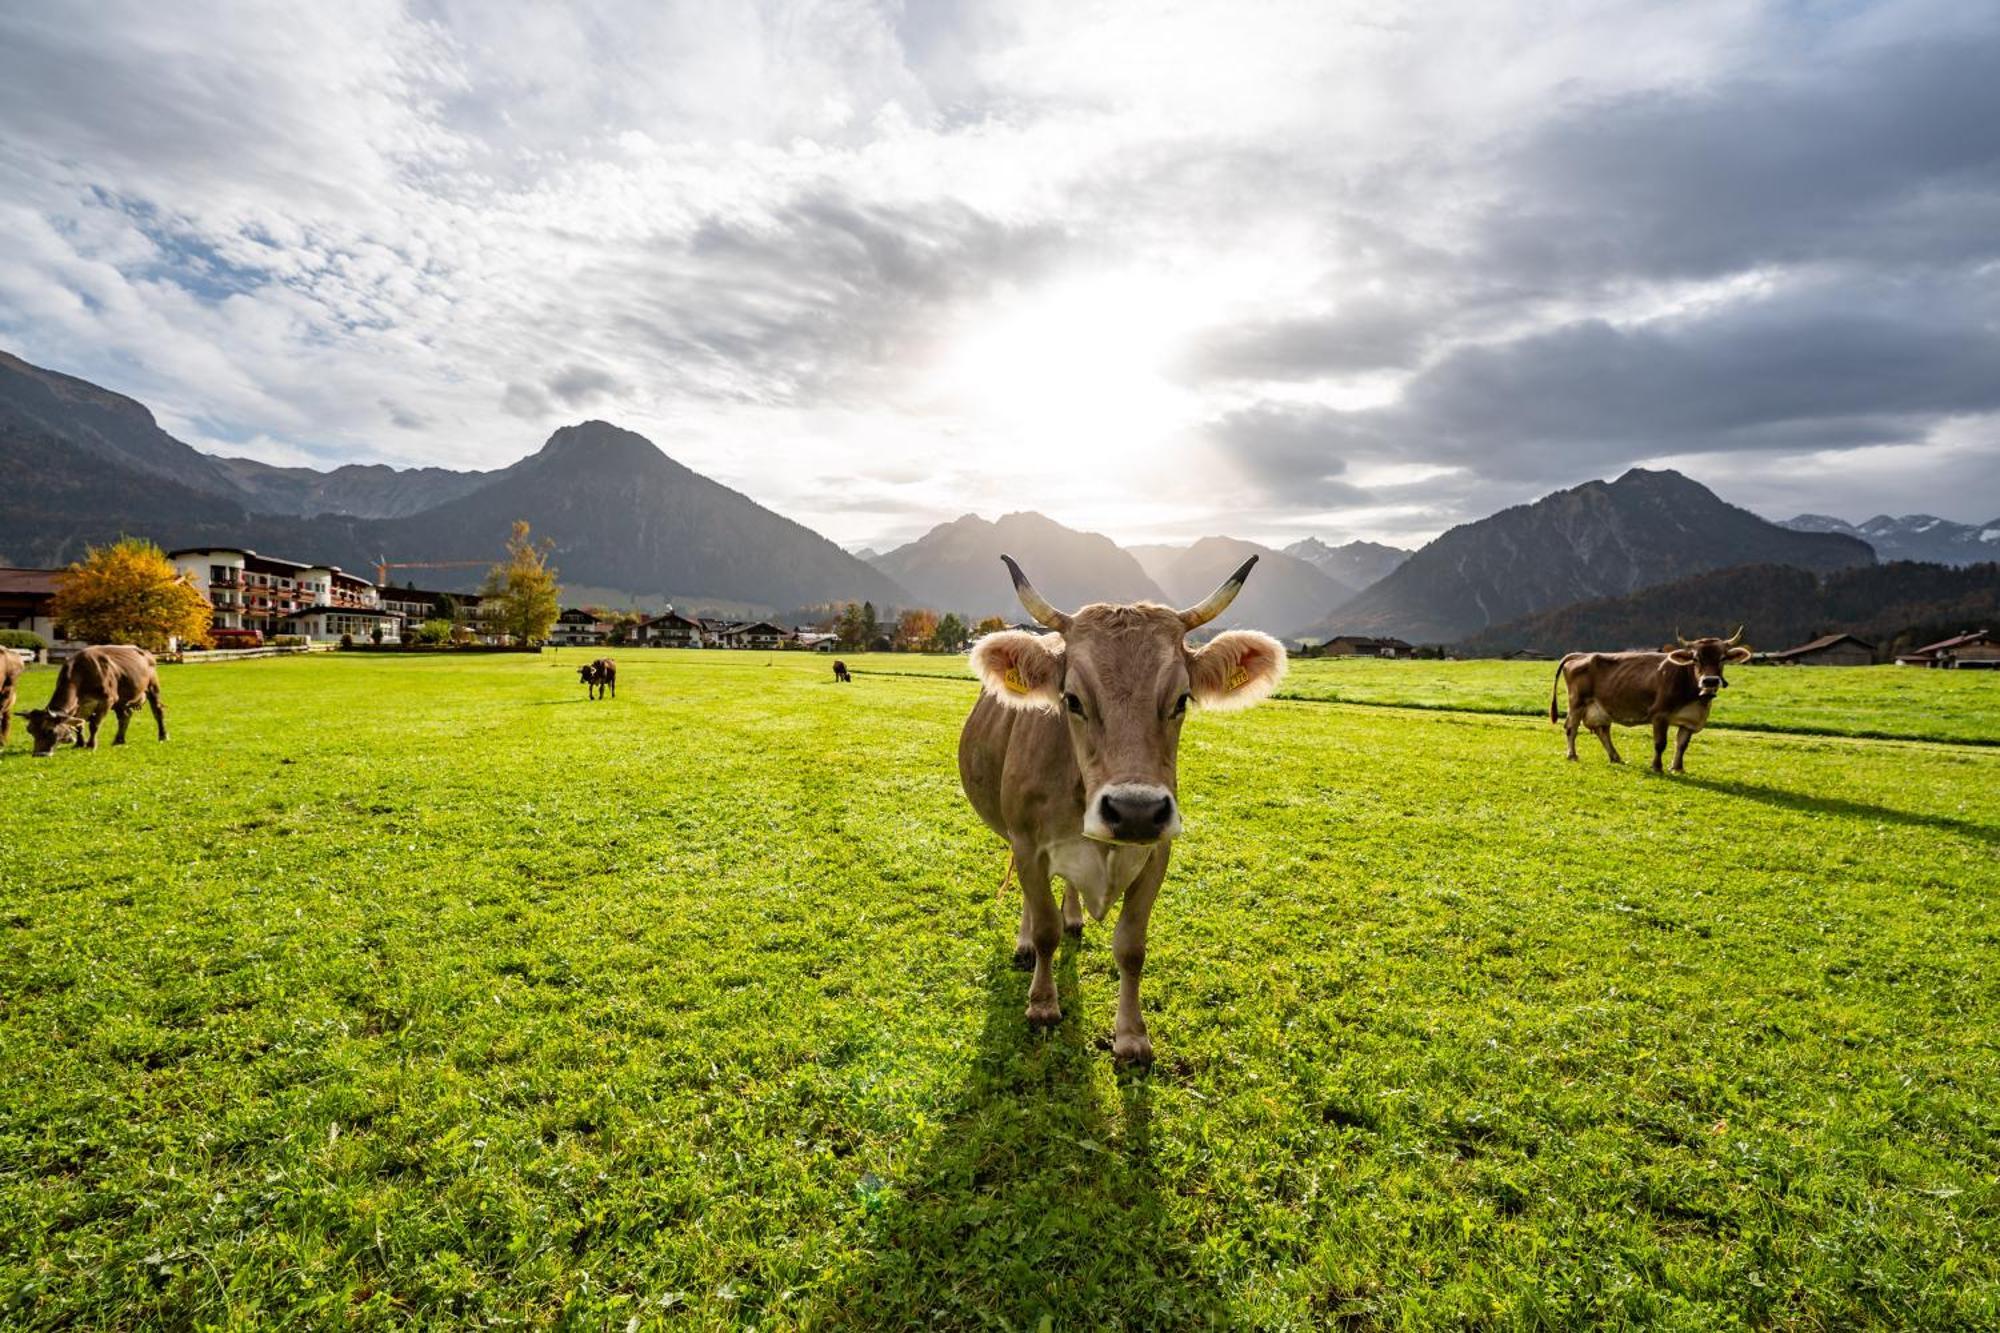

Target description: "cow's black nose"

left=1099, top=790, right=1176, bottom=835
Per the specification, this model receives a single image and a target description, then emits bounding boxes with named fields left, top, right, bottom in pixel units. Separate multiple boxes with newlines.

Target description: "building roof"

left=0, top=567, right=61, bottom=596
left=1768, top=632, right=1874, bottom=660
left=1909, top=629, right=1991, bottom=656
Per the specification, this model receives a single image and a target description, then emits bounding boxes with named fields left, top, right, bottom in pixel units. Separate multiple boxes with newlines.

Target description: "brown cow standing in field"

left=22, top=645, right=167, bottom=758
left=1, top=648, right=23, bottom=750
left=1551, top=629, right=1752, bottom=773
left=960, top=554, right=1287, bottom=1065
left=832, top=660, right=851, bottom=683
left=579, top=657, right=616, bottom=699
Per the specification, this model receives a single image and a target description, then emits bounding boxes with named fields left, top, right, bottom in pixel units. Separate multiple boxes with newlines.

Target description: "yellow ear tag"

left=1003, top=666, right=1029, bottom=695
left=1227, top=664, right=1251, bottom=691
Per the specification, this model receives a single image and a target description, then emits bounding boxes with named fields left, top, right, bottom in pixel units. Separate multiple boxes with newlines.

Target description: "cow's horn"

left=1000, top=555, right=1070, bottom=631
left=1181, top=555, right=1259, bottom=630
left=1675, top=628, right=1692, bottom=647
left=1725, top=625, right=1744, bottom=646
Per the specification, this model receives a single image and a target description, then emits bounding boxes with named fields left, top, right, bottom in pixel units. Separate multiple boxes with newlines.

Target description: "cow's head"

left=23, top=708, right=80, bottom=757
left=970, top=554, right=1287, bottom=845
left=578, top=664, right=596, bottom=684
left=1668, top=627, right=1752, bottom=699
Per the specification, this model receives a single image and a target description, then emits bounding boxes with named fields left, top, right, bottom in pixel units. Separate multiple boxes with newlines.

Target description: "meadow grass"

left=2, top=651, right=1996, bottom=1329
left=865, top=653, right=2000, bottom=747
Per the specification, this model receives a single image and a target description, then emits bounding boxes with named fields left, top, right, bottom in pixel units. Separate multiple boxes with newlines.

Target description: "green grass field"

left=867, top=654, right=2000, bottom=747
left=3, top=651, right=1996, bottom=1328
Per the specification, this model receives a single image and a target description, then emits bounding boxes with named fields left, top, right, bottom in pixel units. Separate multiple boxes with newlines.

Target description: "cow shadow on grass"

left=804, top=941, right=1222, bottom=1328
left=1682, top=775, right=1999, bottom=848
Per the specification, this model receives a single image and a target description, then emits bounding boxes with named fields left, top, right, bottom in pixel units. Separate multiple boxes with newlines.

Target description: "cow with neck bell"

left=959, top=554, right=1287, bottom=1065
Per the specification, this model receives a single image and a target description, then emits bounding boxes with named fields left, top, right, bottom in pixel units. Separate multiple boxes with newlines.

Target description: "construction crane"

left=373, top=555, right=489, bottom=587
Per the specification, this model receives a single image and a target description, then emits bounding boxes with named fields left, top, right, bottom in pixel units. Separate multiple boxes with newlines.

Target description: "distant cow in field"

left=1551, top=629, right=1752, bottom=773
left=960, top=554, right=1287, bottom=1064
left=579, top=657, right=616, bottom=699
left=23, top=645, right=167, bottom=758
left=832, top=660, right=851, bottom=683
left=1, top=649, right=23, bottom=750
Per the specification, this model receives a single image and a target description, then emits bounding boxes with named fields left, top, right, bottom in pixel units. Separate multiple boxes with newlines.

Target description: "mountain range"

left=1780, top=513, right=2000, bottom=567
left=1127, top=536, right=1354, bottom=635
left=0, top=351, right=904, bottom=612
left=2, top=349, right=1983, bottom=640
left=1281, top=537, right=1410, bottom=589
left=868, top=512, right=1164, bottom=621
left=1459, top=560, right=2000, bottom=659
left=1312, top=469, right=1876, bottom=642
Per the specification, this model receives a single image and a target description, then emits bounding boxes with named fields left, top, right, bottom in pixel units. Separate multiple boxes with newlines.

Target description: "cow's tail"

left=1549, top=658, right=1566, bottom=724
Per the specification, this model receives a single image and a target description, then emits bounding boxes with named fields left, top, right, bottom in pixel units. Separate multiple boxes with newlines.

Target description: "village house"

left=0, top=567, right=74, bottom=653
left=550, top=607, right=609, bottom=647
left=711, top=620, right=794, bottom=650
left=635, top=610, right=706, bottom=648
left=1896, top=629, right=1999, bottom=669
left=1761, top=633, right=1876, bottom=666
left=1319, top=634, right=1417, bottom=659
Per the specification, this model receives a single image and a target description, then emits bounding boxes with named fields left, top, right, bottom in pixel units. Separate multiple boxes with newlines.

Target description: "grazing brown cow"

left=23, top=645, right=167, bottom=758
left=832, top=660, right=851, bottom=683
left=578, top=657, right=616, bottom=699
left=1, top=648, right=23, bottom=750
left=959, top=554, right=1287, bottom=1064
left=1551, top=628, right=1753, bottom=773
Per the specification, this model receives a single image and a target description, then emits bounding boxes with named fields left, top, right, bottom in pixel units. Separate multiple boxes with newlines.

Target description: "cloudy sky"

left=3, top=1, right=1997, bottom=550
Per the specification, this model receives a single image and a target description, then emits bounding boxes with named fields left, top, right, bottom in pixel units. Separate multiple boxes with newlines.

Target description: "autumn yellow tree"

left=50, top=538, right=212, bottom=651
left=974, top=615, right=1008, bottom=636
left=896, top=608, right=940, bottom=651
left=481, top=520, right=561, bottom=644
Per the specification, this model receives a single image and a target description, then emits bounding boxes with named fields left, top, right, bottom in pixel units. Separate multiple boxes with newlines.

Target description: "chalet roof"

left=1769, top=633, right=1873, bottom=660
left=1909, top=629, right=1991, bottom=656
left=0, top=567, right=61, bottom=596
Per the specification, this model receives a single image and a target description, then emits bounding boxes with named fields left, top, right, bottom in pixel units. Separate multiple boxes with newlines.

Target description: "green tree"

left=50, top=537, right=213, bottom=650
left=862, top=601, right=879, bottom=646
left=930, top=612, right=970, bottom=653
left=835, top=602, right=869, bottom=650
left=481, top=521, right=561, bottom=644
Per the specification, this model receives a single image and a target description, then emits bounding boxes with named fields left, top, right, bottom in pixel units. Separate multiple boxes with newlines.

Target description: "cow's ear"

left=1665, top=649, right=1696, bottom=666
left=969, top=631, right=1063, bottom=711
left=1189, top=630, right=1287, bottom=712
left=1726, top=645, right=1753, bottom=663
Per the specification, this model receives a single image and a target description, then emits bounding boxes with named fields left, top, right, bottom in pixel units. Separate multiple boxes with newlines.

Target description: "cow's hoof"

left=1671, top=766, right=1685, bottom=775
left=1566, top=754, right=1578, bottom=762
left=1112, top=1033, right=1154, bottom=1067
left=1011, top=945, right=1035, bottom=971
left=1025, top=999, right=1062, bottom=1027
left=1063, top=921, right=1084, bottom=939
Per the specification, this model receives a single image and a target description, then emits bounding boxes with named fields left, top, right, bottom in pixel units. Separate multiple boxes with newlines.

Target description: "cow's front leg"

left=83, top=706, right=105, bottom=748
left=1672, top=725, right=1695, bottom=773
left=1650, top=717, right=1670, bottom=772
left=1111, top=846, right=1169, bottom=1066
left=1016, top=850, right=1062, bottom=1026
left=1062, top=882, right=1085, bottom=937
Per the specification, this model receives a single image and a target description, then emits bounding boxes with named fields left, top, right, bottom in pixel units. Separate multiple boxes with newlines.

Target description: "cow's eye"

left=1171, top=692, right=1191, bottom=718
left=1063, top=692, right=1086, bottom=718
